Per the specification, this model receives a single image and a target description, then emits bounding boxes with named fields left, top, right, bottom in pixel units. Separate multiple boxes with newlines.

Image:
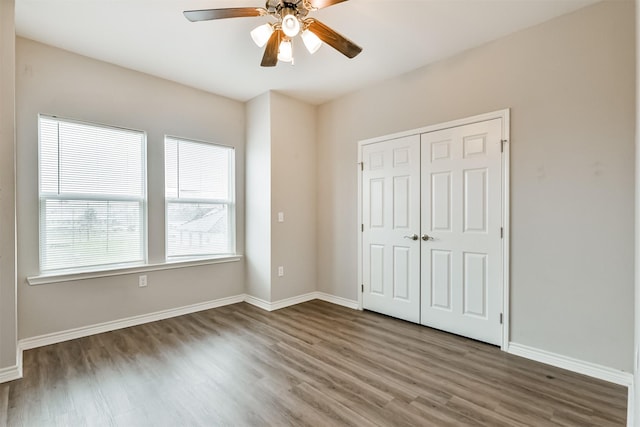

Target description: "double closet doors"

left=361, top=118, right=505, bottom=346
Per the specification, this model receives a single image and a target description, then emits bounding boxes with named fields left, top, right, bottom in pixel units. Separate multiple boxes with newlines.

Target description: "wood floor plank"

left=2, top=300, right=628, bottom=426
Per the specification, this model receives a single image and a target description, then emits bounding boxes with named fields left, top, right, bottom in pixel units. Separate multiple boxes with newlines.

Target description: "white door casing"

left=362, top=135, right=421, bottom=323
left=420, top=118, right=503, bottom=345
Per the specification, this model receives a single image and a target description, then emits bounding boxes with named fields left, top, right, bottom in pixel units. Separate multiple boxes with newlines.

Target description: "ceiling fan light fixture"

left=250, top=23, right=274, bottom=47
left=301, top=29, right=322, bottom=54
left=183, top=1, right=363, bottom=67
left=277, top=39, right=293, bottom=63
left=281, top=13, right=301, bottom=38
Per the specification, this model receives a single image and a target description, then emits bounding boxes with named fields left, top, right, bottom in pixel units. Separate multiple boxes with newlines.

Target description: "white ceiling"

left=15, top=0, right=598, bottom=105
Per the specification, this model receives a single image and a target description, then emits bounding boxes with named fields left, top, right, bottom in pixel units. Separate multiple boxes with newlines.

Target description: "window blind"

left=165, top=137, right=234, bottom=259
left=39, top=116, right=146, bottom=272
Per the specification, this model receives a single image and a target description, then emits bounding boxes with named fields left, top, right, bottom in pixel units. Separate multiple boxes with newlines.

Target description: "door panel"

left=431, top=250, right=452, bottom=310
left=370, top=179, right=384, bottom=227
left=370, top=245, right=384, bottom=294
left=464, top=168, right=488, bottom=232
left=420, top=119, right=503, bottom=345
left=431, top=172, right=452, bottom=231
left=463, top=252, right=487, bottom=317
left=362, top=135, right=421, bottom=323
left=393, top=247, right=410, bottom=300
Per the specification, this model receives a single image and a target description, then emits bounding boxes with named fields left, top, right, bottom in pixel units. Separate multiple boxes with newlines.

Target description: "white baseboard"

left=508, top=343, right=636, bottom=426
left=270, top=293, right=318, bottom=311
left=315, top=292, right=360, bottom=310
left=19, top=294, right=245, bottom=351
left=17, top=292, right=358, bottom=356
left=242, top=294, right=273, bottom=311
left=0, top=363, right=21, bottom=383
left=507, top=342, right=633, bottom=387
left=244, top=292, right=360, bottom=312
left=244, top=292, right=318, bottom=311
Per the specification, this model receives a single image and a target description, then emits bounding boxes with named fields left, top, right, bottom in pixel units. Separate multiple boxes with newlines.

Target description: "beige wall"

left=245, top=93, right=272, bottom=301
left=16, top=38, right=246, bottom=339
left=317, top=1, right=635, bottom=371
left=0, top=0, right=17, bottom=370
left=270, top=92, right=317, bottom=302
left=245, top=91, right=317, bottom=303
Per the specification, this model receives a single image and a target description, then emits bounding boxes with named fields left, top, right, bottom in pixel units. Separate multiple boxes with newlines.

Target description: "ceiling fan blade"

left=183, top=8, right=266, bottom=22
left=308, top=0, right=348, bottom=9
left=261, top=30, right=281, bottom=67
left=307, top=19, right=362, bottom=59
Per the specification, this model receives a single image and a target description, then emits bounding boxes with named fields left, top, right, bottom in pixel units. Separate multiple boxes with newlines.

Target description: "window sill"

left=27, top=255, right=243, bottom=286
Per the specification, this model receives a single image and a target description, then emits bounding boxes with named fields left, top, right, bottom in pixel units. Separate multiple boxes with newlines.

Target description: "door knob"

left=403, top=234, right=419, bottom=241
left=421, top=234, right=433, bottom=241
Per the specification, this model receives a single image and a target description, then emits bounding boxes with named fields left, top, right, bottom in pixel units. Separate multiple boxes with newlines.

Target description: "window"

left=165, top=137, right=235, bottom=260
left=39, top=115, right=146, bottom=272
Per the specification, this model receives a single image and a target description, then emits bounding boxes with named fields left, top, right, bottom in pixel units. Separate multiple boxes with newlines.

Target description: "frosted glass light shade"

left=282, top=14, right=300, bottom=37
left=251, top=23, right=274, bottom=47
left=277, top=40, right=293, bottom=63
left=301, top=29, right=322, bottom=54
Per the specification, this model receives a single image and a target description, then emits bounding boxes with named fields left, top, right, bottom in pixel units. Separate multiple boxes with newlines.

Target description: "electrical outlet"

left=139, top=275, right=147, bottom=287
left=278, top=212, right=284, bottom=223
left=277, top=266, right=284, bottom=277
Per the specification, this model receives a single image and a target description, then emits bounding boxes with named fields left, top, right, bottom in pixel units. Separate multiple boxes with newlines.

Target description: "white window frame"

left=164, top=135, right=236, bottom=261
left=38, top=114, right=148, bottom=273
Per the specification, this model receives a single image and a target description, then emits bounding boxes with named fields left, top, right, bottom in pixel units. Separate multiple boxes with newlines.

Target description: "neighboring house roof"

left=177, top=209, right=225, bottom=234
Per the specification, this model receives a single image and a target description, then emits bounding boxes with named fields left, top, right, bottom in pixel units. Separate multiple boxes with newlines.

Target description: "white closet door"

left=420, top=119, right=503, bottom=345
left=362, top=135, right=421, bottom=323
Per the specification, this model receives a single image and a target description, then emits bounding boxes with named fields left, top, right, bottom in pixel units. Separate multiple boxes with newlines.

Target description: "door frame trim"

left=357, top=109, right=511, bottom=351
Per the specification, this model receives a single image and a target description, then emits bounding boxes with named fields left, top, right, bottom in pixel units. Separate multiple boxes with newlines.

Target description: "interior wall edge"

left=0, top=0, right=18, bottom=371
left=629, top=379, right=635, bottom=427
left=634, top=0, right=640, bottom=424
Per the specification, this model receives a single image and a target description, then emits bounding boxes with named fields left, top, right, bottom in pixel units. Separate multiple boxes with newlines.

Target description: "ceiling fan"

left=183, top=0, right=363, bottom=67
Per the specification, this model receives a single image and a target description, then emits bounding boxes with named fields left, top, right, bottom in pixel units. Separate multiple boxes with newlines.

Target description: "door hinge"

left=358, top=162, right=363, bottom=171
left=361, top=224, right=364, bottom=232
left=500, top=227, right=503, bottom=238
left=361, top=284, right=364, bottom=293
left=500, top=313, right=503, bottom=324
left=500, top=139, right=508, bottom=153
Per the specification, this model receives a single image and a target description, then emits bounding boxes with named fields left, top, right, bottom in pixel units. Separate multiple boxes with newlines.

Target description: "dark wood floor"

left=0, top=301, right=628, bottom=426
